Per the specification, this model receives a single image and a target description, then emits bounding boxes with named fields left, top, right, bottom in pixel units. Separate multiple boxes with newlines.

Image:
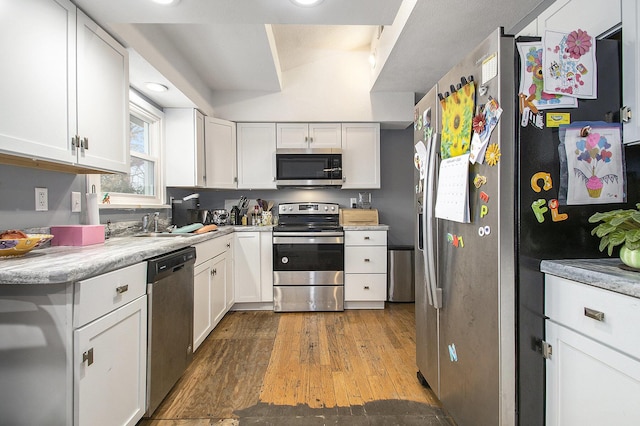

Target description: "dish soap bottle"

left=230, top=205, right=239, bottom=225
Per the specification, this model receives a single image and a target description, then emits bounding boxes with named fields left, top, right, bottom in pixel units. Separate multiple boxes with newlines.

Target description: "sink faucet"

left=153, top=212, right=160, bottom=232
left=142, top=214, right=150, bottom=232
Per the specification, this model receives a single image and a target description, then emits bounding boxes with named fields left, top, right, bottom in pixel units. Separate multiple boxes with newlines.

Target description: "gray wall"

left=0, top=128, right=415, bottom=245
left=0, top=164, right=85, bottom=230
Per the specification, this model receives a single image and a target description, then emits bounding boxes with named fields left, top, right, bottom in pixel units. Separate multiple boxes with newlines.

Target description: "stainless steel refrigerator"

left=414, top=27, right=636, bottom=426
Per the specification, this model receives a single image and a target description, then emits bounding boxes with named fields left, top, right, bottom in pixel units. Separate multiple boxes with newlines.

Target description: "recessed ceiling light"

left=290, top=0, right=324, bottom=7
left=150, top=0, right=180, bottom=5
left=145, top=82, right=169, bottom=92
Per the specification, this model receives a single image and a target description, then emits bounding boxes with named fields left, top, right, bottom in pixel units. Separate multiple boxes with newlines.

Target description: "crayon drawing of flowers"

left=565, top=29, right=592, bottom=60
left=573, top=131, right=618, bottom=198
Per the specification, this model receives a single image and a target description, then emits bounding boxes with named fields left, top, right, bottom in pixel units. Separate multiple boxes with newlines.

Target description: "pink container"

left=50, top=225, right=105, bottom=246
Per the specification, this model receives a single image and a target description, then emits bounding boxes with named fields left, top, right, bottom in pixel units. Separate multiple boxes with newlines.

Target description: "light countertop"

left=540, top=258, right=640, bottom=299
left=0, top=226, right=272, bottom=285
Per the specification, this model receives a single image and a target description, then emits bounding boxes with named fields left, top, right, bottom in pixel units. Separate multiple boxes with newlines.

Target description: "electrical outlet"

left=350, top=197, right=357, bottom=208
left=35, top=187, right=48, bottom=211
left=71, top=191, right=81, bottom=213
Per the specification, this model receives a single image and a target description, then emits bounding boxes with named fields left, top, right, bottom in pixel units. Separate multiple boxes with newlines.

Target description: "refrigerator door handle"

left=424, top=133, right=442, bottom=309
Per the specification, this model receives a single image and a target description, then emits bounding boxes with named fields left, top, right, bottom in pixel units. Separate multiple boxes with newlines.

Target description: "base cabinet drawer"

left=345, top=246, right=387, bottom=274
left=74, top=262, right=147, bottom=328
left=545, top=275, right=640, bottom=357
left=345, top=274, right=386, bottom=301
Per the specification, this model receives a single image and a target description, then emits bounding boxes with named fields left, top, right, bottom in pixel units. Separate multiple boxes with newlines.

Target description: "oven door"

left=272, top=232, right=344, bottom=311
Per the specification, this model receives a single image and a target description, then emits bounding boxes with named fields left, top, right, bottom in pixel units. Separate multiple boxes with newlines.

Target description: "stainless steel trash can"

left=387, top=245, right=415, bottom=302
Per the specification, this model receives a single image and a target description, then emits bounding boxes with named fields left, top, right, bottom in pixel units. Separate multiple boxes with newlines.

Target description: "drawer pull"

left=226, top=242, right=231, bottom=248
left=364, top=286, right=370, bottom=290
left=115, top=285, right=128, bottom=294
left=83, top=348, right=94, bottom=366
left=364, top=258, right=370, bottom=262
left=364, top=236, right=371, bottom=240
left=584, top=307, right=605, bottom=322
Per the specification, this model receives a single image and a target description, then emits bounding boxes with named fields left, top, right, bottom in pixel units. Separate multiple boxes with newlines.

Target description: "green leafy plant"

left=589, top=203, right=640, bottom=255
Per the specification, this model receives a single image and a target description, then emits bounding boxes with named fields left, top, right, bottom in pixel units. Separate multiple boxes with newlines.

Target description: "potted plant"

left=589, top=203, right=640, bottom=268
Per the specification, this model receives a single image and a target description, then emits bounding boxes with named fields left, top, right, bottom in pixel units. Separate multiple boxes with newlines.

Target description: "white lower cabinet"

left=193, top=235, right=233, bottom=351
left=545, top=275, right=640, bottom=425
left=73, top=262, right=148, bottom=426
left=233, top=230, right=273, bottom=308
left=74, top=296, right=147, bottom=426
left=344, top=229, right=387, bottom=309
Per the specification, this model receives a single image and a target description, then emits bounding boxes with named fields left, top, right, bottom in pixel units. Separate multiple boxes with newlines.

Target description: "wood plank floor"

left=139, top=303, right=450, bottom=425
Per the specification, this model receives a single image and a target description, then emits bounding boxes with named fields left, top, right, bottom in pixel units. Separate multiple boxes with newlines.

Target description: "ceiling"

left=74, top=0, right=550, bottom=117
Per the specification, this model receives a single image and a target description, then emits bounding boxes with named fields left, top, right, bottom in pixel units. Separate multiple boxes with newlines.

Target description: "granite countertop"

left=342, top=224, right=390, bottom=231
left=540, top=258, right=640, bottom=299
left=0, top=225, right=274, bottom=285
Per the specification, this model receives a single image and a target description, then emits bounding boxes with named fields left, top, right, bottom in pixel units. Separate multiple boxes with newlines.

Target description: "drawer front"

left=345, top=246, right=387, bottom=273
left=345, top=273, right=386, bottom=301
left=345, top=230, right=387, bottom=246
left=74, top=262, right=147, bottom=327
left=545, top=275, right=640, bottom=358
left=195, top=235, right=231, bottom=265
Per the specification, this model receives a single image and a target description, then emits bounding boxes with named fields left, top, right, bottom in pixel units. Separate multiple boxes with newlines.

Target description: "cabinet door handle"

left=115, top=285, right=128, bottom=294
left=304, top=136, right=308, bottom=142
left=226, top=242, right=231, bottom=248
left=211, top=268, right=217, bottom=276
left=83, top=348, right=94, bottom=366
left=584, top=307, right=605, bottom=322
left=82, top=137, right=89, bottom=150
left=309, top=137, right=313, bottom=143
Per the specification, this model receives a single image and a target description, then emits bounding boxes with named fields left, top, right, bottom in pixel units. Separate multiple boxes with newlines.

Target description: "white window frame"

left=88, top=91, right=166, bottom=208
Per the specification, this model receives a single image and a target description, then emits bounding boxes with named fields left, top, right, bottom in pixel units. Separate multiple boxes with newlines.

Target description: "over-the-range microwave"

left=275, top=148, right=342, bottom=188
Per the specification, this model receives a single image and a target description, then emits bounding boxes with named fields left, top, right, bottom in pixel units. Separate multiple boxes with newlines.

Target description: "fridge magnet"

left=530, top=171, right=552, bottom=193
left=548, top=199, right=568, bottom=222
left=480, top=204, right=488, bottom=218
left=485, top=143, right=501, bottom=166
left=517, top=42, right=578, bottom=109
left=440, top=81, right=475, bottom=159
left=531, top=199, right=549, bottom=223
left=423, top=108, right=433, bottom=141
left=478, top=225, right=491, bottom=237
left=448, top=343, right=458, bottom=362
left=561, top=122, right=625, bottom=205
left=414, top=108, right=420, bottom=130
left=473, top=174, right=487, bottom=188
left=543, top=30, right=597, bottom=99
left=546, top=112, right=571, bottom=127
left=414, top=140, right=427, bottom=179
left=519, top=93, right=545, bottom=129
left=479, top=191, right=489, bottom=202
left=447, top=233, right=464, bottom=248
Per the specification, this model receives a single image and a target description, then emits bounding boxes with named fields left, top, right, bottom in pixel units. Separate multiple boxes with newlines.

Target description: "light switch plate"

left=71, top=191, right=81, bottom=213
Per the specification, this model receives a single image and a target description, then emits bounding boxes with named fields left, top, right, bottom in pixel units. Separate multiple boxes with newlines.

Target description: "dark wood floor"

left=140, top=303, right=452, bottom=425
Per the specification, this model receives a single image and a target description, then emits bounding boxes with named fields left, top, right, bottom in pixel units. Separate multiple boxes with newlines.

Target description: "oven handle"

left=273, top=235, right=344, bottom=244
left=273, top=231, right=344, bottom=237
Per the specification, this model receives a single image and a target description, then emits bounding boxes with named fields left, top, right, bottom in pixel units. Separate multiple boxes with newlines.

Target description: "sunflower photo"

left=440, top=81, right=475, bottom=159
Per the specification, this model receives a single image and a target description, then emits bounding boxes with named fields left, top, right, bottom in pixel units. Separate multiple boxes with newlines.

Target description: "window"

left=89, top=91, right=165, bottom=207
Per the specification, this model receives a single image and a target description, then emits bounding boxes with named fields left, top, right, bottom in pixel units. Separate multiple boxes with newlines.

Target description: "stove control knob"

left=289, top=207, right=293, bottom=211
left=281, top=257, right=289, bottom=264
left=330, top=206, right=335, bottom=211
left=324, top=206, right=328, bottom=211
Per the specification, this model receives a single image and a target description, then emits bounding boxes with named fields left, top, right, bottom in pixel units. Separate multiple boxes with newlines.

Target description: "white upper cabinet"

left=75, top=10, right=129, bottom=173
left=237, top=123, right=277, bottom=189
left=0, top=0, right=129, bottom=173
left=341, top=123, right=380, bottom=189
left=165, top=108, right=206, bottom=187
left=622, top=0, right=640, bottom=144
left=205, top=117, right=237, bottom=189
left=276, top=123, right=341, bottom=149
left=0, top=0, right=76, bottom=165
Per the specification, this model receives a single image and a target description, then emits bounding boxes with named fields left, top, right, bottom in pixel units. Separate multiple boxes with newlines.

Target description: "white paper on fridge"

left=435, top=153, right=470, bottom=223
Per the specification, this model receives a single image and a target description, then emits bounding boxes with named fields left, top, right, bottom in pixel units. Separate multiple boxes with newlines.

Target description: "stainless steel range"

left=273, top=202, right=344, bottom=312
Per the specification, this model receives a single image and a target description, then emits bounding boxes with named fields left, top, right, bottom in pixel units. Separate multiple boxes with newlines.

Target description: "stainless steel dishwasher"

left=145, top=246, right=196, bottom=417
